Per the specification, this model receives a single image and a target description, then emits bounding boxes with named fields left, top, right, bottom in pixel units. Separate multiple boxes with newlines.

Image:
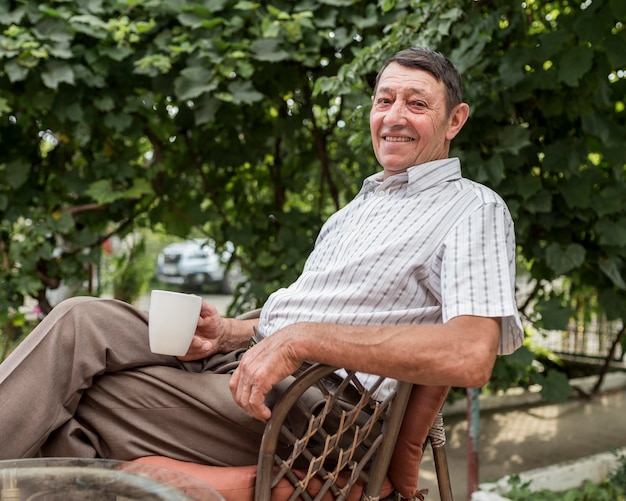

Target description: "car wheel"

left=188, top=273, right=207, bottom=287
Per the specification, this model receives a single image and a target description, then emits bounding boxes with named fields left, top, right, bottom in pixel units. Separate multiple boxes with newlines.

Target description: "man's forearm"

left=280, top=315, right=501, bottom=388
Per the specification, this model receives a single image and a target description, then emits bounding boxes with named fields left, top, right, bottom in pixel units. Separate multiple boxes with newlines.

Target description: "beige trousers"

left=0, top=297, right=274, bottom=466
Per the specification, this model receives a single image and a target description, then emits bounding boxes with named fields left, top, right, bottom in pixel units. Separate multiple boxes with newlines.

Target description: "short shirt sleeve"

left=440, top=201, right=524, bottom=354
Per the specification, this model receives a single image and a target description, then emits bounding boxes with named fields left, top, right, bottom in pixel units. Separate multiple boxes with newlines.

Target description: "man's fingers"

left=230, top=359, right=272, bottom=422
left=177, top=336, right=213, bottom=361
left=248, top=386, right=271, bottom=421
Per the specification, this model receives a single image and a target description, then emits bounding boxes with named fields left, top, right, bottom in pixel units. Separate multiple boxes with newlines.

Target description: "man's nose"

left=382, top=101, right=407, bottom=125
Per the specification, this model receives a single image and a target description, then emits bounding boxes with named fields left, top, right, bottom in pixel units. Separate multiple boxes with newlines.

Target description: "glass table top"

left=0, top=458, right=225, bottom=501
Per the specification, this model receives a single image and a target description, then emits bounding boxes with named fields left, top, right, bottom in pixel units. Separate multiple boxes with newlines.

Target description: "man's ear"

left=445, top=103, right=470, bottom=141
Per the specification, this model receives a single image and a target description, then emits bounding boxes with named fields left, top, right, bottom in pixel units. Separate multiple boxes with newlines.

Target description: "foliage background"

left=0, top=0, right=625, bottom=399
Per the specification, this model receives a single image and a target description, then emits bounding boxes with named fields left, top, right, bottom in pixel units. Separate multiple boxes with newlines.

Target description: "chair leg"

left=428, top=412, right=453, bottom=501
left=432, top=446, right=453, bottom=501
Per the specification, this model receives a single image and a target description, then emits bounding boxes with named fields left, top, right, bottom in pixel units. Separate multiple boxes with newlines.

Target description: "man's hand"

left=177, top=301, right=228, bottom=361
left=229, top=327, right=303, bottom=421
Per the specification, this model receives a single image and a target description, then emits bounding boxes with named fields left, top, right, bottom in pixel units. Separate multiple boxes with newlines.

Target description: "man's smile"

left=382, top=135, right=414, bottom=142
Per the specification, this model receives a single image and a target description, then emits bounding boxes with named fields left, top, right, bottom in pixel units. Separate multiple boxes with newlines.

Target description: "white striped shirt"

left=258, top=158, right=523, bottom=394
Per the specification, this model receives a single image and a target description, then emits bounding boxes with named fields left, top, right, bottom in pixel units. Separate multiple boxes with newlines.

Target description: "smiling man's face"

left=370, top=62, right=468, bottom=179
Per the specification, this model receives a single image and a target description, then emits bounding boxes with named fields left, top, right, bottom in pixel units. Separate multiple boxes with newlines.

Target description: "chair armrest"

left=254, top=363, right=412, bottom=501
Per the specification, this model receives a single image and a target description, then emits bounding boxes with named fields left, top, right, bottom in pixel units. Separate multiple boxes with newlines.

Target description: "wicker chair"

left=135, top=311, right=453, bottom=501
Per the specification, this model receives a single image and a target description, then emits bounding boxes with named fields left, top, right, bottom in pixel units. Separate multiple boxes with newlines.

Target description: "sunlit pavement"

left=418, top=375, right=626, bottom=500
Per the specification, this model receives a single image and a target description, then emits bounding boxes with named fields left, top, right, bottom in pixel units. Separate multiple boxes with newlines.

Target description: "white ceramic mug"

left=148, top=289, right=202, bottom=356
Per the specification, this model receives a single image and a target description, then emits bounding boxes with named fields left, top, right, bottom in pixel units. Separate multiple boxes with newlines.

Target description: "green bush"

left=99, top=229, right=171, bottom=305
left=610, top=451, right=626, bottom=490
left=504, top=452, right=626, bottom=500
left=504, top=476, right=624, bottom=500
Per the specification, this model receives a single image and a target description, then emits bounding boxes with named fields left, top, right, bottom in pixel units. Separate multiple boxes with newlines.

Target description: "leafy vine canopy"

left=0, top=1, right=625, bottom=396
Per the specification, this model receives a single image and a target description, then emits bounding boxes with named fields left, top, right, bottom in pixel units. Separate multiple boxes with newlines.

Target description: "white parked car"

left=156, top=239, right=240, bottom=293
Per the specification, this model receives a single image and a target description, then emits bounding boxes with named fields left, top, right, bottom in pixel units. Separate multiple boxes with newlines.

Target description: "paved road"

left=417, top=386, right=626, bottom=500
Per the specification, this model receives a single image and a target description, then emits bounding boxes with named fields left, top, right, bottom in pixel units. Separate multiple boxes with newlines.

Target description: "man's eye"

left=410, top=101, right=428, bottom=108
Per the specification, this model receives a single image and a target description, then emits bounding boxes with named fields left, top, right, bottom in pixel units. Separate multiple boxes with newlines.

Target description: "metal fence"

left=534, top=317, right=625, bottom=362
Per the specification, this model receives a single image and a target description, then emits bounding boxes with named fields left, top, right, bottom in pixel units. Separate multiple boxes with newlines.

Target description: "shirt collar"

left=358, top=158, right=462, bottom=197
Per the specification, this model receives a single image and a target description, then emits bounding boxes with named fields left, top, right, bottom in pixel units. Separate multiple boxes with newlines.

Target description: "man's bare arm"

left=230, top=315, right=501, bottom=420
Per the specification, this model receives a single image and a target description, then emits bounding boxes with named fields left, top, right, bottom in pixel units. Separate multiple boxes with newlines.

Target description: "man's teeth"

left=384, top=136, right=413, bottom=142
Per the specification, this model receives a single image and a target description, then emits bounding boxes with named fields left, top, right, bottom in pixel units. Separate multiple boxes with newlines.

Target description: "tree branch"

left=591, top=322, right=626, bottom=396
left=303, top=80, right=340, bottom=211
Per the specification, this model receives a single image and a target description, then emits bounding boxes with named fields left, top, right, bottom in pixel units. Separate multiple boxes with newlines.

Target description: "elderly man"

left=0, top=47, right=522, bottom=464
